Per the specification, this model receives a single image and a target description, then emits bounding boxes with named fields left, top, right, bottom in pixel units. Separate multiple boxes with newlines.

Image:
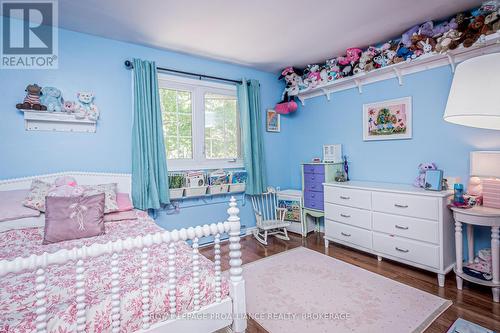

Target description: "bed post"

left=227, top=196, right=247, bottom=333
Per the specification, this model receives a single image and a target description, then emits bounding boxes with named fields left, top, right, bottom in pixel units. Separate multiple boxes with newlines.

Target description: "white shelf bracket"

left=354, top=79, right=363, bottom=94
left=320, top=88, right=331, bottom=101
left=393, top=68, right=403, bottom=86
left=297, top=96, right=305, bottom=106
left=446, top=53, right=456, bottom=73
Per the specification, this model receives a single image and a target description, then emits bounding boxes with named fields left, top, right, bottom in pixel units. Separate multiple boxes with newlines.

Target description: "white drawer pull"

left=395, top=224, right=409, bottom=230
left=340, top=213, right=351, bottom=218
left=395, top=247, right=409, bottom=253
left=394, top=203, right=408, bottom=208
left=340, top=196, right=350, bottom=200
left=340, top=232, right=351, bottom=237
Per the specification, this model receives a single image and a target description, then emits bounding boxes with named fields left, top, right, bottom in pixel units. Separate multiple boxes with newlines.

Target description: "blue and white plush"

left=40, top=87, right=63, bottom=112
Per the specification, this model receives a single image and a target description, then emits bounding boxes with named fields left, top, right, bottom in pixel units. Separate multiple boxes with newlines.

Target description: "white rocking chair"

left=250, top=188, right=291, bottom=245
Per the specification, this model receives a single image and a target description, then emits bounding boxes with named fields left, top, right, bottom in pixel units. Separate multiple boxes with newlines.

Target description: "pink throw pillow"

left=104, top=210, right=138, bottom=222
left=116, top=193, right=133, bottom=212
left=43, top=193, right=105, bottom=244
left=0, top=189, right=40, bottom=222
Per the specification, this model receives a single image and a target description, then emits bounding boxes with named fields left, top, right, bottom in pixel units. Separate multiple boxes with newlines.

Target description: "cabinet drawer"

left=304, top=173, right=325, bottom=192
left=325, top=203, right=371, bottom=230
left=324, top=186, right=371, bottom=210
left=303, top=164, right=325, bottom=174
left=304, top=191, right=324, bottom=210
left=372, top=212, right=439, bottom=244
left=372, top=192, right=438, bottom=220
left=325, top=220, right=372, bottom=250
left=373, top=232, right=439, bottom=268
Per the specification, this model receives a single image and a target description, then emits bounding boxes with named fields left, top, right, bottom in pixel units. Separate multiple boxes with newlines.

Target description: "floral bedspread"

left=0, top=212, right=229, bottom=333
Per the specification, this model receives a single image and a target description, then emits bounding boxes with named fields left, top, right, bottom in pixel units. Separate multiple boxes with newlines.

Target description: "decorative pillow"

left=104, top=210, right=138, bottom=222
left=81, top=183, right=119, bottom=213
left=47, top=184, right=85, bottom=197
left=54, top=176, right=78, bottom=187
left=43, top=193, right=105, bottom=244
left=0, top=189, right=40, bottom=222
left=23, top=179, right=53, bottom=212
left=116, top=193, right=133, bottom=212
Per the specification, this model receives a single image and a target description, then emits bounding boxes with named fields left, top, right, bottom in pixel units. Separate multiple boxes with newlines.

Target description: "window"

left=158, top=74, right=242, bottom=170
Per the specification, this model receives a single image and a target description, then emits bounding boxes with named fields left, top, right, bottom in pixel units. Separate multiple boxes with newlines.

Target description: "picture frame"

left=266, top=109, right=280, bottom=132
left=362, top=97, right=412, bottom=141
left=424, top=169, right=443, bottom=191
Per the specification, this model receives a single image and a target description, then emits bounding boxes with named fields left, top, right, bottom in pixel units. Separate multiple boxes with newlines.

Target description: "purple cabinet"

left=304, top=173, right=325, bottom=192
left=303, top=164, right=325, bottom=175
left=304, top=190, right=324, bottom=211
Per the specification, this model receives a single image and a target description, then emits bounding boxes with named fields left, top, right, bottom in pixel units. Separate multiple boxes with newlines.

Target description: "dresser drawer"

left=372, top=212, right=439, bottom=244
left=304, top=173, right=325, bottom=192
left=325, top=220, right=372, bottom=250
left=304, top=190, right=324, bottom=210
left=303, top=164, right=325, bottom=174
left=373, top=232, right=439, bottom=268
left=325, top=203, right=372, bottom=230
left=324, top=186, right=371, bottom=210
left=372, top=192, right=438, bottom=220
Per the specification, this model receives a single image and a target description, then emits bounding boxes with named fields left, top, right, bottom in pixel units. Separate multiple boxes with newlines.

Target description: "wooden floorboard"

left=200, top=231, right=500, bottom=333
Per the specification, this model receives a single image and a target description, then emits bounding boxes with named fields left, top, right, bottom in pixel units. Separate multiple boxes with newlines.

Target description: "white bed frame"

left=0, top=172, right=247, bottom=333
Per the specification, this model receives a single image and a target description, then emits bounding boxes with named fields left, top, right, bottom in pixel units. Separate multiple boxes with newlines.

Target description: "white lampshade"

left=470, top=151, right=500, bottom=177
left=443, top=53, right=500, bottom=130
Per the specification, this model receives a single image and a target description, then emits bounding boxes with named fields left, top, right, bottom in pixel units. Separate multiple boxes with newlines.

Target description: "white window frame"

left=158, top=73, right=243, bottom=171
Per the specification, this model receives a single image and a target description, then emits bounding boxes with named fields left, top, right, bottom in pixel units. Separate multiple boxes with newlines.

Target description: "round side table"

left=450, top=206, right=500, bottom=303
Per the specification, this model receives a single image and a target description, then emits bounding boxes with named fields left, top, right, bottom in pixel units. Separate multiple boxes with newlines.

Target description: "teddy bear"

left=483, top=10, right=499, bottom=34
left=40, top=87, right=63, bottom=112
left=75, top=92, right=100, bottom=120
left=414, top=162, right=438, bottom=188
left=63, top=100, right=79, bottom=114
left=16, top=84, right=47, bottom=110
left=435, top=29, right=462, bottom=53
left=462, top=15, right=486, bottom=47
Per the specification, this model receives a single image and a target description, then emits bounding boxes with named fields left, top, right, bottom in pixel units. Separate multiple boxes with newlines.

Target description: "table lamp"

left=470, top=151, right=500, bottom=208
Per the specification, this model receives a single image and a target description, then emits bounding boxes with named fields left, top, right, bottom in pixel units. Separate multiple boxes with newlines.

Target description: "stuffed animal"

left=16, top=84, right=47, bottom=110
left=435, top=29, right=462, bottom=53
left=63, top=100, right=79, bottom=114
left=402, top=25, right=420, bottom=47
left=455, top=12, right=472, bottom=33
left=396, top=44, right=414, bottom=61
left=484, top=10, right=499, bottom=34
left=432, top=18, right=458, bottom=37
left=278, top=67, right=305, bottom=101
left=353, top=49, right=375, bottom=74
left=417, top=38, right=436, bottom=55
left=40, top=87, right=63, bottom=112
left=467, top=176, right=483, bottom=196
left=462, top=15, right=486, bottom=47
left=76, top=92, right=99, bottom=120
left=338, top=48, right=362, bottom=66
left=303, top=64, right=328, bottom=88
left=414, top=162, right=438, bottom=188
left=418, top=21, right=435, bottom=37
left=325, top=58, right=342, bottom=81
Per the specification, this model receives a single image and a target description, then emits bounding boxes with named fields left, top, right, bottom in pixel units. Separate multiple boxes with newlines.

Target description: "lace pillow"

left=43, top=193, right=105, bottom=244
left=23, top=179, right=53, bottom=212
left=82, top=183, right=119, bottom=213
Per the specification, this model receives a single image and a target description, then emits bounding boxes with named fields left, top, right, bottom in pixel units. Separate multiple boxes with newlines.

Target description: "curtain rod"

left=124, top=60, right=243, bottom=85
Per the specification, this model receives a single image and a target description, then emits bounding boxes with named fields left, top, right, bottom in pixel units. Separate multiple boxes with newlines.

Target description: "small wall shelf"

left=20, top=109, right=96, bottom=133
left=297, top=32, right=500, bottom=104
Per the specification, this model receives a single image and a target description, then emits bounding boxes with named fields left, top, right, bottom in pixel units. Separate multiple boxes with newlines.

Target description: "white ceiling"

left=58, top=0, right=482, bottom=73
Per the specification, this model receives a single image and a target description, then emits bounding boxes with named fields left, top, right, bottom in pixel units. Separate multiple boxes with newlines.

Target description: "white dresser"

left=324, top=181, right=455, bottom=287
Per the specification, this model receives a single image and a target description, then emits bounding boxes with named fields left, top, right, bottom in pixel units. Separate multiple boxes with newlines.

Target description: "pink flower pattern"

left=0, top=213, right=229, bottom=333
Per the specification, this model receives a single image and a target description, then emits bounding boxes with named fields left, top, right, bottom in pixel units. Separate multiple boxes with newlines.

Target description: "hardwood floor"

left=201, top=231, right=500, bottom=333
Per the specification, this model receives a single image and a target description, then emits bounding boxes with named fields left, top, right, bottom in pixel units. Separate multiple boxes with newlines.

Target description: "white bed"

left=0, top=172, right=247, bottom=333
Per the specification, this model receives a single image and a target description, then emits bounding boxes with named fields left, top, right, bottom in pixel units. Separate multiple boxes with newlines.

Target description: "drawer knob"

left=394, top=203, right=408, bottom=208
left=340, top=196, right=350, bottom=200
left=340, top=213, right=351, bottom=218
left=395, top=247, right=409, bottom=253
left=395, top=224, right=409, bottom=230
left=341, top=232, right=351, bottom=237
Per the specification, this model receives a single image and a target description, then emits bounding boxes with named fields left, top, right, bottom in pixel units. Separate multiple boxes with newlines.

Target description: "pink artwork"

left=363, top=97, right=412, bottom=141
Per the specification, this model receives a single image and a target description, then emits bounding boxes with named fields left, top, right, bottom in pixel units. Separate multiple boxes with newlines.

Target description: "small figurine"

left=343, top=155, right=349, bottom=181
left=467, top=176, right=483, bottom=196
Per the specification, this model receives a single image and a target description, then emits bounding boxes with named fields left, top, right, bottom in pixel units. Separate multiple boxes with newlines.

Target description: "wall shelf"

left=297, top=32, right=500, bottom=104
left=20, top=109, right=96, bottom=133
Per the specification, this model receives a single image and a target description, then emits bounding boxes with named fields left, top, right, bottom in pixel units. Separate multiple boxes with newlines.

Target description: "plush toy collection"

left=16, top=84, right=100, bottom=121
left=276, top=1, right=499, bottom=111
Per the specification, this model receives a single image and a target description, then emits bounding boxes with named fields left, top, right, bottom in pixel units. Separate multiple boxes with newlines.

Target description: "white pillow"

left=0, top=215, right=44, bottom=233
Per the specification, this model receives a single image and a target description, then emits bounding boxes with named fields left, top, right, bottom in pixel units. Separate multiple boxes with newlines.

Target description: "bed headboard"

left=0, top=172, right=132, bottom=193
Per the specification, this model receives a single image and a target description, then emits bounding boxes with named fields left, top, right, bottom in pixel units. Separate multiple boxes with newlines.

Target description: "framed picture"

left=266, top=109, right=280, bottom=132
left=424, top=169, right=443, bottom=191
left=363, top=97, right=412, bottom=141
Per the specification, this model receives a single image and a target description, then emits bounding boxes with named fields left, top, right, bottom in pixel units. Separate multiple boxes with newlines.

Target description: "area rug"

left=446, top=318, right=496, bottom=333
left=243, top=247, right=451, bottom=333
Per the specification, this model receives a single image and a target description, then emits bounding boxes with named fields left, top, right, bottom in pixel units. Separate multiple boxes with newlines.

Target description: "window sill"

left=168, top=159, right=244, bottom=172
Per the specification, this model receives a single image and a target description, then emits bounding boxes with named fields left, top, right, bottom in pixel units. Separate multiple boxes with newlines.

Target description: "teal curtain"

left=131, top=58, right=170, bottom=210
left=237, top=79, right=267, bottom=195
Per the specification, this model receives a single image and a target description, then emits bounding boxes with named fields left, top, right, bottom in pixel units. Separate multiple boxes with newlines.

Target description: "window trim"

left=158, top=73, right=244, bottom=171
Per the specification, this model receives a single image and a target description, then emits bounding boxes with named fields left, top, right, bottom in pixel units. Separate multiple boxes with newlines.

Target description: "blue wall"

left=283, top=66, right=500, bottom=255
left=0, top=23, right=288, bottom=232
